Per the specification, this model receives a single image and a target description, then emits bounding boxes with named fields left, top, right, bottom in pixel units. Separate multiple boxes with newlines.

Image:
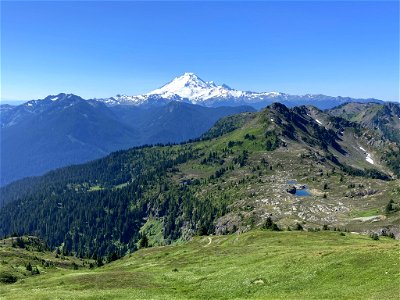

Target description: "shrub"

left=197, top=225, right=208, bottom=236
left=139, top=234, right=149, bottom=248
left=15, top=237, right=25, bottom=248
left=107, top=252, right=119, bottom=263
left=262, top=217, right=273, bottom=229
left=26, top=262, right=32, bottom=272
left=271, top=223, right=280, bottom=231
left=244, top=133, right=256, bottom=140
left=0, top=272, right=18, bottom=284
left=262, top=217, right=280, bottom=231
left=385, top=200, right=399, bottom=214
left=295, top=223, right=303, bottom=231
left=96, top=257, right=104, bottom=267
left=370, top=233, right=379, bottom=241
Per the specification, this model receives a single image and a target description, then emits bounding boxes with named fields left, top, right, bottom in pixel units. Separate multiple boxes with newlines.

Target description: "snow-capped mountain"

left=3, top=73, right=384, bottom=111
left=146, top=72, right=252, bottom=102
left=97, top=72, right=383, bottom=109
left=98, top=72, right=284, bottom=107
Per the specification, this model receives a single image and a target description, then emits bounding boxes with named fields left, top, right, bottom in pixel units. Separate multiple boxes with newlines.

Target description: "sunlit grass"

left=1, top=230, right=399, bottom=299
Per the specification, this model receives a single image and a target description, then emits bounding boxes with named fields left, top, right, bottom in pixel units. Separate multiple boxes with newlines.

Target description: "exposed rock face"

left=295, top=184, right=307, bottom=190
left=287, top=185, right=297, bottom=194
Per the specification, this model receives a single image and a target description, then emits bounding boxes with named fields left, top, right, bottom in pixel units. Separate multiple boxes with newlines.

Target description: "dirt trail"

left=204, top=237, right=212, bottom=247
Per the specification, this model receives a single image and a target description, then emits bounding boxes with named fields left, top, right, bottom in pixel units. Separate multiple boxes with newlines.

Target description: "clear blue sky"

left=1, top=1, right=399, bottom=101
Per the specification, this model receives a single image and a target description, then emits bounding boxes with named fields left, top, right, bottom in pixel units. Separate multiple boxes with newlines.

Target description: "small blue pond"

left=295, top=189, right=311, bottom=197
left=287, top=180, right=311, bottom=197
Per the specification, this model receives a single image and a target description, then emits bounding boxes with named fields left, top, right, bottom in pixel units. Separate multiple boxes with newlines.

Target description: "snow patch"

left=366, top=154, right=374, bottom=165
left=359, top=146, right=374, bottom=164
left=315, top=119, right=322, bottom=125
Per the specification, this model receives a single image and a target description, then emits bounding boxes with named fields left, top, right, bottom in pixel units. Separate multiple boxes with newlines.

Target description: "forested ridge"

left=0, top=103, right=398, bottom=260
left=1, top=95, right=254, bottom=186
left=0, top=145, right=210, bottom=258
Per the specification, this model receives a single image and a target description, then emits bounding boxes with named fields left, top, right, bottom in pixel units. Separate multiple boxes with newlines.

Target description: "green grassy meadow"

left=1, top=230, right=399, bottom=299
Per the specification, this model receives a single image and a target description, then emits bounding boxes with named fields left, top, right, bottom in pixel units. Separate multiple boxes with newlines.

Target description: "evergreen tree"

left=26, top=262, right=32, bottom=272
left=139, top=234, right=149, bottom=248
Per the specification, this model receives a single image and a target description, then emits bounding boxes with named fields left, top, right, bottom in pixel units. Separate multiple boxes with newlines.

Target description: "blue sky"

left=1, top=1, right=399, bottom=102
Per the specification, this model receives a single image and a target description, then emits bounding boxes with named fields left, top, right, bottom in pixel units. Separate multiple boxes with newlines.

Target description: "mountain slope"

left=1, top=95, right=141, bottom=186
left=1, top=231, right=398, bottom=299
left=98, top=72, right=385, bottom=109
left=328, top=102, right=400, bottom=176
left=109, top=101, right=255, bottom=145
left=1, top=103, right=398, bottom=259
left=1, top=94, right=141, bottom=186
left=0, top=95, right=253, bottom=186
left=328, top=102, right=400, bottom=143
left=0, top=236, right=93, bottom=285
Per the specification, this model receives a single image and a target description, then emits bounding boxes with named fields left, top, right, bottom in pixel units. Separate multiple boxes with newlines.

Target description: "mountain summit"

left=145, top=72, right=244, bottom=102
left=99, top=73, right=383, bottom=109
left=100, top=72, right=256, bottom=106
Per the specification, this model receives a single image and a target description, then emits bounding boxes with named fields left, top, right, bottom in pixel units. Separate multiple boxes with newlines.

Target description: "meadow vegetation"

left=1, top=230, right=399, bottom=299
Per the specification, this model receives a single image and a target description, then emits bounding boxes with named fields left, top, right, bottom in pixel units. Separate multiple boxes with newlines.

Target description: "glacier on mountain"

left=95, top=72, right=382, bottom=109
left=98, top=72, right=290, bottom=107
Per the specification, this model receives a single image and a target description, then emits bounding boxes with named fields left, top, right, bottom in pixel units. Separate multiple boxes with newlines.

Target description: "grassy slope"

left=0, top=236, right=93, bottom=285
left=1, top=231, right=399, bottom=299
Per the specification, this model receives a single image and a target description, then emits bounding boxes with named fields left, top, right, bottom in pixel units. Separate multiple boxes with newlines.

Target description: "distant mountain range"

left=1, top=101, right=399, bottom=259
left=0, top=73, right=395, bottom=186
left=1, top=94, right=253, bottom=186
left=95, top=72, right=385, bottom=109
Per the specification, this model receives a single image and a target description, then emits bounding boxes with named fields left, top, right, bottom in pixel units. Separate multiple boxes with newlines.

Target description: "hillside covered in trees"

left=0, top=103, right=399, bottom=260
